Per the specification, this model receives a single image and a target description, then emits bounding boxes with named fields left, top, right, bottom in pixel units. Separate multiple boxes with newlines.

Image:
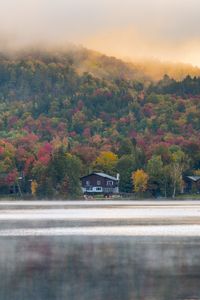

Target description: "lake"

left=0, top=200, right=200, bottom=300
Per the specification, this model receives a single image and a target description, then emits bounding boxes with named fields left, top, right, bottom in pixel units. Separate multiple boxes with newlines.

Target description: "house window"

left=97, top=180, right=101, bottom=186
left=107, top=181, right=113, bottom=186
left=96, top=187, right=102, bottom=191
left=86, top=187, right=93, bottom=191
left=86, top=180, right=90, bottom=186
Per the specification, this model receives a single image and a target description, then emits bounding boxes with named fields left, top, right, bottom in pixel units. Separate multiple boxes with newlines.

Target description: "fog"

left=1, top=0, right=200, bottom=65
left=1, top=201, right=200, bottom=299
left=2, top=236, right=200, bottom=300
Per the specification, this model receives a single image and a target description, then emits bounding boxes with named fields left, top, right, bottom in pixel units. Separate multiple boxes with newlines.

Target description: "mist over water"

left=1, top=236, right=200, bottom=300
left=0, top=201, right=200, bottom=299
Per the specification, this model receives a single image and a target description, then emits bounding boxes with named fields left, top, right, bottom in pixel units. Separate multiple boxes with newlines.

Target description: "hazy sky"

left=1, top=0, right=200, bottom=65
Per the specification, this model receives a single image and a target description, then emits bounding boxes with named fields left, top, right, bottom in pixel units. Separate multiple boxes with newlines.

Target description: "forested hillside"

left=0, top=48, right=200, bottom=198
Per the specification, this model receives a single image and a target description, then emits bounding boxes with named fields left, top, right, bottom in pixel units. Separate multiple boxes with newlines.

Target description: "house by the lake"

left=80, top=172, right=119, bottom=195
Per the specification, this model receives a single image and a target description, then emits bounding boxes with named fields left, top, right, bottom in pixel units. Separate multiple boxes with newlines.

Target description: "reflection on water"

left=0, top=236, right=200, bottom=300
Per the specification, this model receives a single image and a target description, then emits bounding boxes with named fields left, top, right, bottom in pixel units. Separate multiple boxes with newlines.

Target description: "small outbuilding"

left=184, top=176, right=200, bottom=194
left=80, top=172, right=119, bottom=195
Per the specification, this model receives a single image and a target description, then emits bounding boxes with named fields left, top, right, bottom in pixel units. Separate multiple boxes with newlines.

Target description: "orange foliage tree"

left=132, top=169, right=149, bottom=194
left=31, top=180, right=38, bottom=196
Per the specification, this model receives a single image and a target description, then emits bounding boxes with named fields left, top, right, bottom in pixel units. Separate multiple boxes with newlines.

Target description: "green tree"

left=35, top=147, right=82, bottom=198
left=118, top=138, right=133, bottom=157
left=117, top=155, right=138, bottom=193
left=169, top=148, right=187, bottom=198
left=147, top=155, right=165, bottom=197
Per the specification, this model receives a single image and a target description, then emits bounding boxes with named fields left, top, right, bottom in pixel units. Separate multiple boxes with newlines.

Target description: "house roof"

left=94, top=173, right=118, bottom=181
left=81, top=172, right=118, bottom=181
left=187, top=176, right=200, bottom=182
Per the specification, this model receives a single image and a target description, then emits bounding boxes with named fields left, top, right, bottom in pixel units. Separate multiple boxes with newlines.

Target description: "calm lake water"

left=1, top=236, right=200, bottom=300
left=0, top=201, right=200, bottom=300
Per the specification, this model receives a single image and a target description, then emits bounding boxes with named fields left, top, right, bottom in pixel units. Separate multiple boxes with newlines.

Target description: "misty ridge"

left=0, top=44, right=200, bottom=82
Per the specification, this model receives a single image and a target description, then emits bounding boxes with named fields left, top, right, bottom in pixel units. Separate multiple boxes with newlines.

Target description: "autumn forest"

left=0, top=48, right=200, bottom=198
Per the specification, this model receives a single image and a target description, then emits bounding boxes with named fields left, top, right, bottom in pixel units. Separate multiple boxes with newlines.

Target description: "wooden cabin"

left=80, top=172, right=119, bottom=195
